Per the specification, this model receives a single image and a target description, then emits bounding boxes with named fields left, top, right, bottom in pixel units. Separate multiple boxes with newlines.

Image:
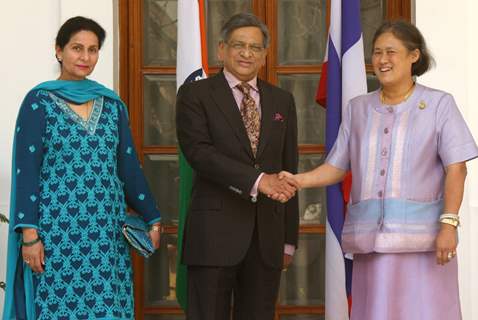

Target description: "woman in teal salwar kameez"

left=3, top=16, right=161, bottom=320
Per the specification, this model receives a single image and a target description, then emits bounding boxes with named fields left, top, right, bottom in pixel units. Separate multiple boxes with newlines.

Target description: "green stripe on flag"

left=176, top=150, right=193, bottom=310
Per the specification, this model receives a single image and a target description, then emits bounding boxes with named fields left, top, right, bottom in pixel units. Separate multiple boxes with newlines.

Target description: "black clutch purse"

left=122, top=215, right=155, bottom=258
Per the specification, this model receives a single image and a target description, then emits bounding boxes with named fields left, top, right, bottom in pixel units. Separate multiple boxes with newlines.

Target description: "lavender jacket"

left=327, top=83, right=478, bottom=254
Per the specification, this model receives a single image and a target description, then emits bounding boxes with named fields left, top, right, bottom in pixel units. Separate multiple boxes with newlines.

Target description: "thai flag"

left=176, top=0, right=208, bottom=310
left=316, top=1, right=367, bottom=319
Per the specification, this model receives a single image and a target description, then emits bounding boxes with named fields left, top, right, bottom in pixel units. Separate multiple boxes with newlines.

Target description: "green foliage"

left=1, top=212, right=7, bottom=291
left=0, top=212, right=9, bottom=224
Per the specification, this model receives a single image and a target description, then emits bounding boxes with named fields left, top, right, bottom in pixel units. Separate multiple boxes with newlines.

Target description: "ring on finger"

left=24, top=259, right=31, bottom=264
left=447, top=252, right=453, bottom=260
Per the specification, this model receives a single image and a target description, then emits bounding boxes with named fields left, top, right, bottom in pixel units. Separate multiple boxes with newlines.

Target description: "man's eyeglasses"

left=225, top=41, right=265, bottom=54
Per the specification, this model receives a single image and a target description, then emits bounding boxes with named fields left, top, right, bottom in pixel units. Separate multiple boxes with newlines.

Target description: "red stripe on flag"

left=316, top=61, right=328, bottom=108
left=342, top=172, right=352, bottom=205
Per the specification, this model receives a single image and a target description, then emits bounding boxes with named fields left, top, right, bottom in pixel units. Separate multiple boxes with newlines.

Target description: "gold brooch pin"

left=418, top=101, right=426, bottom=110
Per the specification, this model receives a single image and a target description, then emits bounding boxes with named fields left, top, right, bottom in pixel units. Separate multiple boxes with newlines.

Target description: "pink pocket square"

left=273, top=112, right=284, bottom=122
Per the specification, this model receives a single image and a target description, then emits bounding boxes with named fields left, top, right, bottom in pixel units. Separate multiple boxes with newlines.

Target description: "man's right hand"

left=258, top=173, right=298, bottom=202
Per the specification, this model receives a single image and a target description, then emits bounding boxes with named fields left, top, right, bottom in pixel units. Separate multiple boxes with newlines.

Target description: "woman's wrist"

left=22, top=237, right=42, bottom=247
left=295, top=173, right=306, bottom=189
left=440, top=223, right=457, bottom=232
left=150, top=223, right=162, bottom=232
left=439, top=213, right=460, bottom=228
left=22, top=228, right=39, bottom=241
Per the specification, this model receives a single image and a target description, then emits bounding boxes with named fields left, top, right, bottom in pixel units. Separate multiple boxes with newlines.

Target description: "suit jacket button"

left=254, top=164, right=260, bottom=169
left=251, top=196, right=257, bottom=203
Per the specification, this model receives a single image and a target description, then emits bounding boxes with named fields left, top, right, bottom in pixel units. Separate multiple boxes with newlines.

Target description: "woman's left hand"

left=149, top=226, right=161, bottom=250
left=435, top=224, right=458, bottom=265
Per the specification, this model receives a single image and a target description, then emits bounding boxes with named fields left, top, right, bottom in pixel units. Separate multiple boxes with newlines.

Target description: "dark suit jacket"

left=176, top=72, right=299, bottom=269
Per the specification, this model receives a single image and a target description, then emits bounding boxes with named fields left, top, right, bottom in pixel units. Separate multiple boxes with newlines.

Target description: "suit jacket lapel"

left=210, top=73, right=254, bottom=159
left=256, top=79, right=273, bottom=159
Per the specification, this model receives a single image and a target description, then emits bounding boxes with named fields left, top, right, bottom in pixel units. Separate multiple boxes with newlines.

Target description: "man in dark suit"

left=176, top=12, right=299, bottom=320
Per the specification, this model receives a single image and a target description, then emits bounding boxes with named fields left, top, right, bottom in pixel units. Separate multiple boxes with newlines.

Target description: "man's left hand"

left=283, top=254, right=293, bottom=271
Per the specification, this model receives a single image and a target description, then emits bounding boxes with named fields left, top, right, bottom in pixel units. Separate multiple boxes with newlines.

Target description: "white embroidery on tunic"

left=361, top=112, right=381, bottom=200
left=389, top=111, right=410, bottom=198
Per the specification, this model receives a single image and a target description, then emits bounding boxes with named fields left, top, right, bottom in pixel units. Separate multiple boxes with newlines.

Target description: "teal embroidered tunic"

left=7, top=88, right=160, bottom=320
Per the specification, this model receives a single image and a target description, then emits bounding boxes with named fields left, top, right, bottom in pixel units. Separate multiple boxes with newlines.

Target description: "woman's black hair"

left=372, top=20, right=435, bottom=76
left=56, top=16, right=106, bottom=50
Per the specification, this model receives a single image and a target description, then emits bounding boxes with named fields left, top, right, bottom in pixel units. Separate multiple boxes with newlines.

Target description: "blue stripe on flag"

left=325, top=37, right=344, bottom=243
left=326, top=184, right=345, bottom=243
left=345, top=255, right=353, bottom=295
left=341, top=0, right=363, bottom=55
left=325, top=38, right=342, bottom=153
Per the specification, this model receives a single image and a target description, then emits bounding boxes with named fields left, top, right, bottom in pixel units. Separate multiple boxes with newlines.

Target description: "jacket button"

left=254, top=164, right=260, bottom=169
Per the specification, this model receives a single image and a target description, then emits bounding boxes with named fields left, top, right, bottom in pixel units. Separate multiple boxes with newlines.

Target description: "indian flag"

left=175, top=0, right=208, bottom=311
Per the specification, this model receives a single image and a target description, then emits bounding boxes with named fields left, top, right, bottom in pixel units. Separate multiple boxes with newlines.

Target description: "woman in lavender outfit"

left=279, top=21, right=478, bottom=320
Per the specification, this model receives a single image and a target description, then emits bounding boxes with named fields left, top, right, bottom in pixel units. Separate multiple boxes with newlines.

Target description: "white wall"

left=416, top=1, right=478, bottom=319
left=0, top=0, right=116, bottom=315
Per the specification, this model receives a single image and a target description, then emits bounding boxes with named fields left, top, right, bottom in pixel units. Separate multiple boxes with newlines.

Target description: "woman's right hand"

left=268, top=171, right=303, bottom=202
left=22, top=228, right=45, bottom=273
left=278, top=171, right=302, bottom=189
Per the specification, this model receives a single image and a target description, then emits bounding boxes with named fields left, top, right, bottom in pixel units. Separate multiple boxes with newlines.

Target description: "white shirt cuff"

left=250, top=172, right=264, bottom=197
left=284, top=244, right=295, bottom=256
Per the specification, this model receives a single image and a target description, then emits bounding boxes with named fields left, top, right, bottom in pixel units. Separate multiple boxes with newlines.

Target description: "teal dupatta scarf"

left=3, top=79, right=125, bottom=320
left=32, top=78, right=123, bottom=104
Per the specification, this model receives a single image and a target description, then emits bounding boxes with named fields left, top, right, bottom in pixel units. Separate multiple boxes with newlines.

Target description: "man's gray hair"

left=220, top=13, right=270, bottom=48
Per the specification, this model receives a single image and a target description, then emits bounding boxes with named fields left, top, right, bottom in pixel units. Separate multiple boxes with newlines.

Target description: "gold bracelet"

left=440, top=218, right=460, bottom=228
left=439, top=213, right=459, bottom=221
left=150, top=224, right=162, bottom=232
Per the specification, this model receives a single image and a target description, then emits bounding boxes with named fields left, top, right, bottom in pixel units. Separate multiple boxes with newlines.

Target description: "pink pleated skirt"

left=351, top=252, right=462, bottom=320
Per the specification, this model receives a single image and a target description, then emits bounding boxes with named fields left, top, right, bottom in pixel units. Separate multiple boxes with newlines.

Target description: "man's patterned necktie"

left=236, top=82, right=261, bottom=157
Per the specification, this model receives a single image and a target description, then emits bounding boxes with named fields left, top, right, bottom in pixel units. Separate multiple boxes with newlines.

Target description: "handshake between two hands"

left=258, top=171, right=301, bottom=203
